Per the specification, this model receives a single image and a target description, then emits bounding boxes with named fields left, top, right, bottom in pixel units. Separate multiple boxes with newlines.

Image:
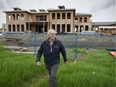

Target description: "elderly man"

left=36, top=29, right=67, bottom=87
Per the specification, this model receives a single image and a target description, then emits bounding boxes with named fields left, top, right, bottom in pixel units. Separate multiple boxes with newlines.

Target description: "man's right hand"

left=36, top=61, right=41, bottom=66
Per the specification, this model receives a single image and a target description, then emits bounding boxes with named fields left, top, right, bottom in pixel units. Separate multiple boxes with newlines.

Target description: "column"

left=83, top=25, right=85, bottom=31
left=11, top=24, right=13, bottom=32
left=15, top=24, right=17, bottom=32
left=20, top=24, right=21, bottom=32
left=60, top=24, right=62, bottom=32
left=65, top=24, right=67, bottom=32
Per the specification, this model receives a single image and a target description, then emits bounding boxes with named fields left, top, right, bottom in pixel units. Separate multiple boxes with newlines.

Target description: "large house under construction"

left=3, top=6, right=92, bottom=34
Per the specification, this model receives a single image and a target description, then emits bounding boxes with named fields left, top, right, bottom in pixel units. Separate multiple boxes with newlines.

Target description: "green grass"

left=0, top=47, right=47, bottom=87
left=0, top=45, right=115, bottom=87
left=57, top=49, right=115, bottom=87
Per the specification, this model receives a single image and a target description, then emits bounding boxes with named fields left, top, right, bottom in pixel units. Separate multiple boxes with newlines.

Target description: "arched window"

left=52, top=13, right=55, bottom=19
left=57, top=13, right=60, bottom=19
left=80, top=17, right=82, bottom=22
left=67, top=13, right=71, bottom=19
left=8, top=14, right=11, bottom=20
left=84, top=17, right=87, bottom=22
left=62, top=13, right=65, bottom=19
left=12, top=14, right=15, bottom=20
left=17, top=14, right=20, bottom=20
left=21, top=14, right=24, bottom=20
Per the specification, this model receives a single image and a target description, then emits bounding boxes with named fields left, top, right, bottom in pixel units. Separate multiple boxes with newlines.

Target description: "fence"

left=0, top=33, right=115, bottom=61
left=0, top=33, right=78, bottom=60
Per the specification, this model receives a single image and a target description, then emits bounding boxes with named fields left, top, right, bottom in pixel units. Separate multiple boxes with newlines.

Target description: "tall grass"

left=0, top=43, right=6, bottom=51
left=0, top=46, right=47, bottom=87
left=0, top=46, right=115, bottom=87
left=33, top=49, right=115, bottom=87
left=57, top=49, right=115, bottom=87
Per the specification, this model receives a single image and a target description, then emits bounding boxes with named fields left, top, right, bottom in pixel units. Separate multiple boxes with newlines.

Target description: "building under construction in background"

left=3, top=5, right=116, bottom=35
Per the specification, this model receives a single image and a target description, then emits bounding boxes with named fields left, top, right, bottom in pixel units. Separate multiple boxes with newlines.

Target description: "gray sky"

left=0, top=0, right=116, bottom=28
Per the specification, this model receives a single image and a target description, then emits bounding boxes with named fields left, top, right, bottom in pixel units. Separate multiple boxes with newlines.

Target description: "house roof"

left=3, top=10, right=30, bottom=13
left=3, top=10, right=49, bottom=14
left=47, top=8, right=75, bottom=11
left=98, top=26, right=116, bottom=28
left=92, top=22, right=116, bottom=26
left=75, top=13, right=92, bottom=17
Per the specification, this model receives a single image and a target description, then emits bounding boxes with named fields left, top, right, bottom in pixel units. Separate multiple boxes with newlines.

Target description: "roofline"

left=47, top=9, right=75, bottom=11
left=75, top=13, right=92, bottom=17
left=3, top=10, right=30, bottom=13
left=30, top=12, right=49, bottom=14
left=92, top=22, right=116, bottom=26
left=3, top=11, right=49, bottom=14
left=98, top=26, right=116, bottom=28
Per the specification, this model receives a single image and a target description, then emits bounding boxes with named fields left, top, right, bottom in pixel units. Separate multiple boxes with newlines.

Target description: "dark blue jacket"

left=36, top=39, right=67, bottom=65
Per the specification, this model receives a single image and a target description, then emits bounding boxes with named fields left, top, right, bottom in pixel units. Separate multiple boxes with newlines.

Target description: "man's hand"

left=36, top=61, right=41, bottom=66
left=64, top=61, right=68, bottom=64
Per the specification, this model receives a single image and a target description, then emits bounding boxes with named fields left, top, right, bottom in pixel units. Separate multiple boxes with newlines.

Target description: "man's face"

left=49, top=33, right=56, bottom=40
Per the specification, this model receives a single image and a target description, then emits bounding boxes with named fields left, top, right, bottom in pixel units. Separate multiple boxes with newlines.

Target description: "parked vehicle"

left=81, top=31, right=96, bottom=35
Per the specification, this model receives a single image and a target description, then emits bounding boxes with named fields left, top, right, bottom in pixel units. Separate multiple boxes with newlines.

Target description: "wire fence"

left=0, top=33, right=115, bottom=61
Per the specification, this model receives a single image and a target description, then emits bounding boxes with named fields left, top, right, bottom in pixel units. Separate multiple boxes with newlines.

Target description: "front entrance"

left=36, top=25, right=43, bottom=33
left=35, top=25, right=47, bottom=33
left=26, top=22, right=48, bottom=33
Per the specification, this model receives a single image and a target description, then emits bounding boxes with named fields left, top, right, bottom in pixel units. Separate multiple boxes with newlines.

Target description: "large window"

left=8, top=25, right=11, bottom=31
left=75, top=26, right=78, bottom=32
left=57, top=13, right=60, bottom=19
left=21, top=14, right=24, bottom=20
left=52, top=13, right=55, bottom=19
left=67, top=24, right=70, bottom=32
left=52, top=24, right=55, bottom=30
left=62, top=13, right=65, bottom=19
left=12, top=14, right=15, bottom=20
left=57, top=24, right=60, bottom=33
left=75, top=18, right=78, bottom=23
left=80, top=17, right=82, bottom=22
left=84, top=17, right=87, bottom=22
left=36, top=16, right=47, bottom=21
left=80, top=25, right=83, bottom=32
left=16, top=14, right=20, bottom=20
left=21, top=25, right=24, bottom=32
left=17, top=25, right=20, bottom=32
left=85, top=25, right=89, bottom=31
left=8, top=14, right=11, bottom=20
left=13, top=25, right=15, bottom=32
left=62, top=24, right=65, bottom=32
left=67, top=13, right=71, bottom=19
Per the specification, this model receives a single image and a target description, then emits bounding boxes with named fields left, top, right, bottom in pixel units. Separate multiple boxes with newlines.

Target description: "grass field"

left=0, top=44, right=115, bottom=87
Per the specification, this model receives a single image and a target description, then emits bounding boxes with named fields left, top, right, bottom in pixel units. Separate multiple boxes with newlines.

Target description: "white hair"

left=47, top=29, right=57, bottom=35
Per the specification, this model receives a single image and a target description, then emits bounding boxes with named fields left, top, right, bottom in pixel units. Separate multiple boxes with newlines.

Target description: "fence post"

left=74, top=33, right=77, bottom=62
left=34, top=32, right=36, bottom=55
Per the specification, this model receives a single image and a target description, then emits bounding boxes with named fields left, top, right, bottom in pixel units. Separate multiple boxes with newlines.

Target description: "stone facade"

left=3, top=6, right=92, bottom=34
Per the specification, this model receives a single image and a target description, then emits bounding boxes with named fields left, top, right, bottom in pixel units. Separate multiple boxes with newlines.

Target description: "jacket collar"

left=45, top=38, right=58, bottom=45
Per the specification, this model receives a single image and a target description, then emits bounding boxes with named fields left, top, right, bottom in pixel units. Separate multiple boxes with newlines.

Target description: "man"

left=36, top=29, right=67, bottom=87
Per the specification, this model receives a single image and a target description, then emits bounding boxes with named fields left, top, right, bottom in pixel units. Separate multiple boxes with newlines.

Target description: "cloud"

left=0, top=0, right=9, bottom=10
left=101, top=0, right=115, bottom=10
left=91, top=0, right=115, bottom=12
left=92, top=5, right=116, bottom=22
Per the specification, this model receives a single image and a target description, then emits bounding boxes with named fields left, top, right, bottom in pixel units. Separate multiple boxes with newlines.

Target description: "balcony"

left=36, top=16, right=48, bottom=22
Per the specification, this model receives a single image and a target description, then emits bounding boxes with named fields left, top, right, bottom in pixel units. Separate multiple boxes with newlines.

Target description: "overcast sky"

left=0, top=0, right=116, bottom=28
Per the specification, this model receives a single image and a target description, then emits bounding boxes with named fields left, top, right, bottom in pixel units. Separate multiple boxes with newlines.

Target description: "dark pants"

left=46, top=64, right=59, bottom=87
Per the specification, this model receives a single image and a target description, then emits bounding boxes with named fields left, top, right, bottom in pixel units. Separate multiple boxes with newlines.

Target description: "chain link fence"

left=0, top=33, right=115, bottom=60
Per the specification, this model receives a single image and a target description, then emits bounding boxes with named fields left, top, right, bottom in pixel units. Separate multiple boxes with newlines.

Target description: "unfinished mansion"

left=4, top=6, right=92, bottom=34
